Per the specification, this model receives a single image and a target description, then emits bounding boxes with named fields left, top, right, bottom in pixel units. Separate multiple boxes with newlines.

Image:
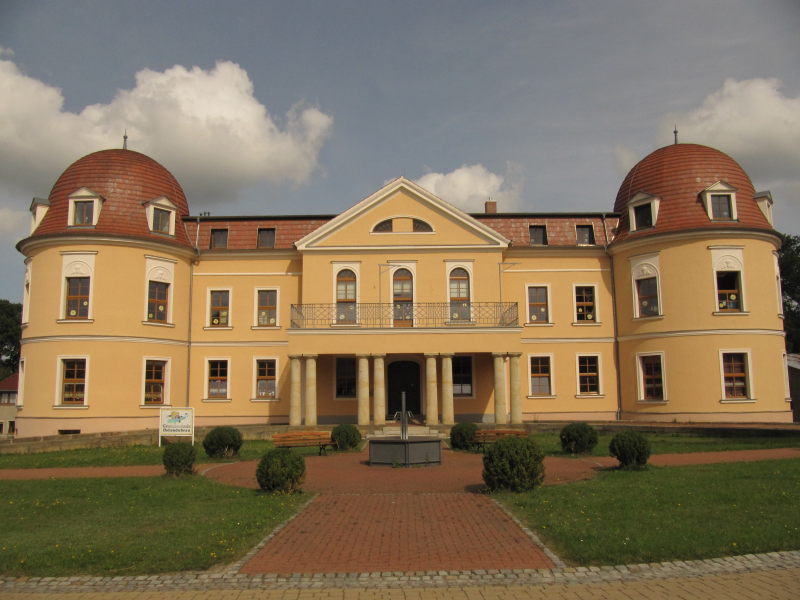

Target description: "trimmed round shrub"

left=163, top=442, right=196, bottom=476
left=331, top=423, right=362, bottom=450
left=256, top=448, right=305, bottom=493
left=202, top=426, right=243, bottom=458
left=609, top=430, right=651, bottom=469
left=450, top=422, right=478, bottom=450
left=559, top=422, right=598, bottom=454
left=482, top=436, right=545, bottom=492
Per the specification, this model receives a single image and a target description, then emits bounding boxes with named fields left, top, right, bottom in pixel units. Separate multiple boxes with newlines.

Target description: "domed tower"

left=17, top=149, right=196, bottom=437
left=609, top=143, right=790, bottom=422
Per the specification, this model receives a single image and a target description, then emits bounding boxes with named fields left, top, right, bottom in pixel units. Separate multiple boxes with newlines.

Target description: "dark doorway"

left=387, top=361, right=421, bottom=418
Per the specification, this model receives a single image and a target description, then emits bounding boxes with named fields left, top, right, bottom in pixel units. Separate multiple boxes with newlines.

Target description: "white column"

left=373, top=355, right=386, bottom=426
left=357, top=354, right=370, bottom=426
left=289, top=355, right=302, bottom=426
left=441, top=353, right=454, bottom=426
left=509, top=353, right=523, bottom=425
left=493, top=353, right=507, bottom=425
left=304, top=355, right=317, bottom=426
left=425, top=354, right=439, bottom=425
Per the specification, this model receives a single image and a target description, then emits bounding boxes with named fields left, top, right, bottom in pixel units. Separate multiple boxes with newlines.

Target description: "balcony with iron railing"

left=290, top=302, right=519, bottom=329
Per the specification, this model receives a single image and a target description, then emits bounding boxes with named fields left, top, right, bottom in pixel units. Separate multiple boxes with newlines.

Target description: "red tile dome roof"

left=31, top=149, right=192, bottom=247
left=613, top=143, right=772, bottom=242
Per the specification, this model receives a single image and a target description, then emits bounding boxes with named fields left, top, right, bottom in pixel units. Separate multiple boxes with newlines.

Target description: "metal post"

left=400, top=391, right=408, bottom=441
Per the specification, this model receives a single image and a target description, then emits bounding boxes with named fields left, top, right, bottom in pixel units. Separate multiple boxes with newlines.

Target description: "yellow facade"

left=13, top=147, right=792, bottom=437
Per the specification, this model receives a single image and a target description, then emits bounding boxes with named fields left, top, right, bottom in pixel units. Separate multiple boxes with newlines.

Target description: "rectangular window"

left=574, top=286, right=596, bottom=322
left=711, top=194, right=733, bottom=220
left=256, top=289, right=277, bottom=326
left=152, top=208, right=171, bottom=234
left=62, top=359, right=86, bottom=405
left=8, top=421, right=14, bottom=435
left=452, top=356, right=473, bottom=396
left=257, top=228, right=276, bottom=248
left=335, top=357, right=356, bottom=398
left=633, top=203, right=653, bottom=229
left=209, top=290, right=230, bottom=326
left=577, top=355, right=600, bottom=395
left=530, top=356, right=551, bottom=396
left=722, top=353, right=748, bottom=399
left=716, top=271, right=742, bottom=312
left=527, top=286, right=549, bottom=323
left=256, top=359, right=276, bottom=399
left=144, top=360, right=166, bottom=405
left=73, top=201, right=94, bottom=225
left=529, top=225, right=548, bottom=245
left=210, top=229, right=228, bottom=249
left=147, top=281, right=169, bottom=323
left=65, top=277, right=90, bottom=319
left=639, top=355, right=664, bottom=401
left=636, top=277, right=659, bottom=317
left=576, top=225, right=595, bottom=245
left=208, top=360, right=228, bottom=399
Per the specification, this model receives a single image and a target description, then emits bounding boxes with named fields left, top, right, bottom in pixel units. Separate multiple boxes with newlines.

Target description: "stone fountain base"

left=368, top=436, right=442, bottom=466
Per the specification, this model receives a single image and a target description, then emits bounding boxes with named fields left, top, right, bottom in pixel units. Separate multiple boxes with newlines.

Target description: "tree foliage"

left=0, top=300, right=22, bottom=380
left=778, top=234, right=800, bottom=353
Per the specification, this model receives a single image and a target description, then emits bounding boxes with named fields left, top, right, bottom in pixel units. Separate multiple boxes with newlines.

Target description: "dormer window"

left=700, top=182, right=737, bottom=221
left=67, top=188, right=102, bottom=227
left=755, top=191, right=773, bottom=226
left=627, top=192, right=660, bottom=232
left=529, top=225, right=548, bottom=245
left=576, top=225, right=595, bottom=245
left=144, top=196, right=177, bottom=236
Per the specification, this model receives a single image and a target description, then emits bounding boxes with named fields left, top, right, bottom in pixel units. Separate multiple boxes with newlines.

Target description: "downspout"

left=185, top=216, right=200, bottom=407
left=602, top=214, right=623, bottom=422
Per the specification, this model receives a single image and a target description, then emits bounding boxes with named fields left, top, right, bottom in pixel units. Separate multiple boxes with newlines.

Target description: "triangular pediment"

left=295, top=177, right=509, bottom=251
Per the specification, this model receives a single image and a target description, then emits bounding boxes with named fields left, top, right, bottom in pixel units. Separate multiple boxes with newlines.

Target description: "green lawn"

left=497, top=458, right=800, bottom=566
left=0, top=476, right=308, bottom=576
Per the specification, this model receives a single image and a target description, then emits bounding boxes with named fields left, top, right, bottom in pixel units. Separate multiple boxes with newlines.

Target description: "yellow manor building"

left=14, top=143, right=792, bottom=437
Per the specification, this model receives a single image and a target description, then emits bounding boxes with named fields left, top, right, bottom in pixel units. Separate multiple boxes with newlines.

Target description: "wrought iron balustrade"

left=290, top=302, right=518, bottom=329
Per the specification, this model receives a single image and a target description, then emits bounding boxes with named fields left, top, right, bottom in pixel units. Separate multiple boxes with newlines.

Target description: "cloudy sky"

left=1, top=0, right=798, bottom=301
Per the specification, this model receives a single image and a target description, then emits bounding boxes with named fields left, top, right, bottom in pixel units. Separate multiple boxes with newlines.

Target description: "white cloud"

left=0, top=47, right=13, bottom=58
left=414, top=163, right=523, bottom=212
left=0, top=59, right=333, bottom=211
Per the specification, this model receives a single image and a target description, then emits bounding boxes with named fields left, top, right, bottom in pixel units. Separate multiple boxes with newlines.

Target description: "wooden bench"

left=473, top=429, right=527, bottom=451
left=272, top=431, right=337, bottom=455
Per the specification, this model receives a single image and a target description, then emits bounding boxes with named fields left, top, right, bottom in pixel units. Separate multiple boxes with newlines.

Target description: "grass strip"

left=497, top=458, right=800, bottom=565
left=0, top=476, right=308, bottom=576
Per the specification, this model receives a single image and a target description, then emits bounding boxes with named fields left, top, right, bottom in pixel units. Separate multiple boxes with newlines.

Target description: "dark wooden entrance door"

left=387, top=361, right=421, bottom=418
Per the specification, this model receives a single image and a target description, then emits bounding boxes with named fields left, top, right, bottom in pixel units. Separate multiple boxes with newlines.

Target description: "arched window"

left=449, top=268, right=471, bottom=322
left=336, top=269, right=357, bottom=323
left=393, top=268, right=413, bottom=327
left=372, top=219, right=393, bottom=233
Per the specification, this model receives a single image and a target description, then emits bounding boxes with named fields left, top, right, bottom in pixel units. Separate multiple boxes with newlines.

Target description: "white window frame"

left=17, top=359, right=24, bottom=408
left=445, top=261, right=474, bottom=323
left=252, top=356, right=279, bottom=402
left=67, top=188, right=102, bottom=227
left=627, top=192, right=660, bottom=232
left=332, top=262, right=360, bottom=326
left=630, top=253, right=662, bottom=318
left=525, top=283, right=552, bottom=325
left=710, top=247, right=746, bottom=315
left=143, top=256, right=176, bottom=326
left=253, top=287, right=280, bottom=328
left=572, top=283, right=600, bottom=324
left=774, top=252, right=784, bottom=317
left=755, top=191, right=774, bottom=226
left=718, top=349, right=754, bottom=403
left=528, top=353, right=555, bottom=398
left=204, top=357, right=231, bottom=402
left=635, top=352, right=667, bottom=403
left=575, top=353, right=603, bottom=397
left=700, top=181, right=737, bottom=221
left=55, top=355, right=89, bottom=408
left=205, top=287, right=233, bottom=329
left=22, top=259, right=31, bottom=324
left=59, top=252, right=96, bottom=322
left=144, top=196, right=177, bottom=236
left=141, top=357, right=171, bottom=407
left=389, top=262, right=417, bottom=327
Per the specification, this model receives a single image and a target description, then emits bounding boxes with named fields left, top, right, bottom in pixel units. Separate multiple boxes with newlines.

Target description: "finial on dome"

left=123, top=130, right=128, bottom=150
left=673, top=125, right=679, bottom=145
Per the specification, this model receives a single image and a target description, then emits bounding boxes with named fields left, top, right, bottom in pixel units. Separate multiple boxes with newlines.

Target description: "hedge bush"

left=202, top=426, right=243, bottom=458
left=331, top=423, right=361, bottom=450
left=256, top=448, right=306, bottom=493
left=482, top=436, right=545, bottom=492
left=609, top=430, right=651, bottom=469
left=162, top=442, right=196, bottom=476
left=559, top=422, right=598, bottom=454
left=450, top=422, right=478, bottom=450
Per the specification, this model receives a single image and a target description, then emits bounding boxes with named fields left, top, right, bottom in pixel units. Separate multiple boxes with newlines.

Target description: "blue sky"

left=0, top=0, right=798, bottom=301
